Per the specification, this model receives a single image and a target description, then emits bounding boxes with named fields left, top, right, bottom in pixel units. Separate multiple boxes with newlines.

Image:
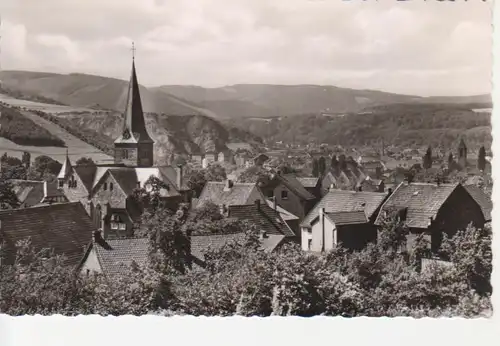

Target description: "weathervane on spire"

left=131, top=42, right=136, bottom=60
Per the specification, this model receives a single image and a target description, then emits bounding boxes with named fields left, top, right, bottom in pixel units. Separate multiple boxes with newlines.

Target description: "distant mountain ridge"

left=0, top=70, right=491, bottom=120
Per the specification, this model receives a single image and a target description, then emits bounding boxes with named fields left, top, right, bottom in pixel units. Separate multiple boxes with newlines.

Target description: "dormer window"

left=110, top=214, right=127, bottom=231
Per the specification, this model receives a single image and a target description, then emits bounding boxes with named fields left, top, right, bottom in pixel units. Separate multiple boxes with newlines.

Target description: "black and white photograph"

left=0, top=0, right=494, bottom=322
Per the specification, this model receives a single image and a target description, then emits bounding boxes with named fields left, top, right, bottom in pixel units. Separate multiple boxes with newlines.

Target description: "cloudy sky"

left=0, top=0, right=492, bottom=96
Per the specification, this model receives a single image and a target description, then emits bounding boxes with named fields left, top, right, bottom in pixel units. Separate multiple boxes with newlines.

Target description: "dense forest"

left=0, top=104, right=66, bottom=147
left=225, top=103, right=491, bottom=151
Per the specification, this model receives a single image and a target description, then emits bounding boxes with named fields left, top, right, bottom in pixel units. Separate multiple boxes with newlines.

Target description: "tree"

left=76, top=157, right=95, bottom=166
left=331, top=155, right=339, bottom=171
left=477, top=146, right=486, bottom=171
left=338, top=154, right=347, bottom=171
left=422, top=146, right=432, bottom=169
left=312, top=158, right=319, bottom=177
left=22, top=152, right=31, bottom=170
left=318, top=156, right=326, bottom=176
left=0, top=178, right=20, bottom=209
left=0, top=155, right=26, bottom=180
left=447, top=153, right=454, bottom=171
left=33, top=155, right=62, bottom=177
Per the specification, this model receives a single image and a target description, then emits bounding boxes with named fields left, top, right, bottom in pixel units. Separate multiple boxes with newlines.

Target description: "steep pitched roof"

left=0, top=202, right=94, bottom=266
left=198, top=182, right=262, bottom=206
left=92, top=237, right=149, bottom=276
left=265, top=198, right=299, bottom=221
left=57, top=153, right=73, bottom=179
left=158, top=166, right=189, bottom=191
left=464, top=185, right=492, bottom=222
left=302, top=189, right=387, bottom=227
left=278, top=174, right=316, bottom=200
left=296, top=177, right=320, bottom=188
left=228, top=202, right=296, bottom=237
left=114, top=59, right=153, bottom=144
left=374, top=182, right=459, bottom=228
left=74, top=165, right=98, bottom=193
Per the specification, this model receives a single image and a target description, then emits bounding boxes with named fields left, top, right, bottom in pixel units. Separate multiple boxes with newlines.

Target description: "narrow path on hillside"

left=19, top=110, right=113, bottom=164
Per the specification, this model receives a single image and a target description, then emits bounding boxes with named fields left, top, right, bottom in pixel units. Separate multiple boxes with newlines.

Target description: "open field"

left=0, top=93, right=93, bottom=114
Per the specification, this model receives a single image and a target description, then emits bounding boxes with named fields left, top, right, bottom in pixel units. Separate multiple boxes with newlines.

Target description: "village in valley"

left=0, top=0, right=493, bottom=318
left=0, top=55, right=492, bottom=317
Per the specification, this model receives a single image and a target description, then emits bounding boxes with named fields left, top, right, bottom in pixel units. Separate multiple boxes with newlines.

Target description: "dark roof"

left=464, top=185, right=492, bottom=222
left=278, top=174, right=316, bottom=200
left=0, top=202, right=94, bottom=266
left=302, top=189, right=387, bottom=227
left=108, top=169, right=139, bottom=196
left=74, top=165, right=98, bottom=193
left=198, top=182, right=262, bottom=206
left=228, top=202, right=296, bottom=237
left=190, top=233, right=246, bottom=263
left=92, top=237, right=149, bottom=276
left=375, top=182, right=459, bottom=228
left=296, top=177, right=320, bottom=188
left=326, top=211, right=368, bottom=225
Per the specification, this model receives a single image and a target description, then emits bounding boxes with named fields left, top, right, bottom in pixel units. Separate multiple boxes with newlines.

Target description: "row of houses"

left=0, top=57, right=492, bottom=277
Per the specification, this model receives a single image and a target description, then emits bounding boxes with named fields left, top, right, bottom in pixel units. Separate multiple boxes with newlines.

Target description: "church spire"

left=113, top=43, right=155, bottom=167
left=115, top=45, right=153, bottom=145
left=57, top=149, right=72, bottom=179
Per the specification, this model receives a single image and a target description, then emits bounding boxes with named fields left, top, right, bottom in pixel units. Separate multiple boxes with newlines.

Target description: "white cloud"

left=0, top=0, right=492, bottom=96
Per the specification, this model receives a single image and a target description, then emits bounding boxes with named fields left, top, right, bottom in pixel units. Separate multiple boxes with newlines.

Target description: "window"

left=58, top=180, right=64, bottom=188
left=308, top=239, right=312, bottom=250
left=281, top=190, right=288, bottom=200
left=110, top=183, right=114, bottom=191
left=111, top=222, right=118, bottom=230
left=103, top=182, right=108, bottom=191
left=118, top=223, right=126, bottom=231
left=123, top=149, right=128, bottom=159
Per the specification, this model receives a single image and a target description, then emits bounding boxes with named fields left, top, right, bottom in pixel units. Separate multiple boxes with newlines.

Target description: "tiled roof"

left=374, top=182, right=459, bottom=228
left=325, top=211, right=368, bottom=225
left=93, top=237, right=150, bottom=276
left=108, top=169, right=139, bottom=196
left=296, top=177, right=320, bottom=188
left=464, top=185, right=492, bottom=222
left=198, top=182, right=261, bottom=206
left=74, top=165, right=98, bottom=193
left=0, top=202, right=94, bottom=266
left=278, top=174, right=316, bottom=200
left=190, top=232, right=246, bottom=262
left=228, top=202, right=296, bottom=237
left=260, top=234, right=286, bottom=252
left=265, top=198, right=299, bottom=221
left=302, top=189, right=387, bottom=227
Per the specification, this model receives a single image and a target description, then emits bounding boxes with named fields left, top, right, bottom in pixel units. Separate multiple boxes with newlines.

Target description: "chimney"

left=272, top=196, right=277, bottom=212
left=224, top=179, right=234, bottom=191
left=43, top=181, right=48, bottom=200
left=357, top=185, right=362, bottom=192
left=259, top=230, right=268, bottom=240
left=176, top=164, right=183, bottom=190
left=319, top=207, right=325, bottom=252
left=387, top=188, right=393, bottom=195
left=92, top=230, right=102, bottom=243
left=255, top=199, right=261, bottom=211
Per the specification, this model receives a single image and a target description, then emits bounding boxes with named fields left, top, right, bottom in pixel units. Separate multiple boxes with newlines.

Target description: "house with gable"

left=374, top=181, right=486, bottom=254
left=296, top=176, right=321, bottom=198
left=262, top=172, right=318, bottom=221
left=56, top=56, right=190, bottom=240
left=301, top=189, right=388, bottom=252
left=78, top=235, right=149, bottom=276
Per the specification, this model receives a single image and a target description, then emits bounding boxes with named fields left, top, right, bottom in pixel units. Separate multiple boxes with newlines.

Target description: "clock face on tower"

left=122, top=129, right=131, bottom=139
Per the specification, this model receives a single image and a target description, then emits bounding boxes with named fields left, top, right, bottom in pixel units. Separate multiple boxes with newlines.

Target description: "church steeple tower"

left=114, top=44, right=154, bottom=167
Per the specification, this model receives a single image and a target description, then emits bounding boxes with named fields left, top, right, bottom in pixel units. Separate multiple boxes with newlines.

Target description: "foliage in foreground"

left=0, top=214, right=492, bottom=317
